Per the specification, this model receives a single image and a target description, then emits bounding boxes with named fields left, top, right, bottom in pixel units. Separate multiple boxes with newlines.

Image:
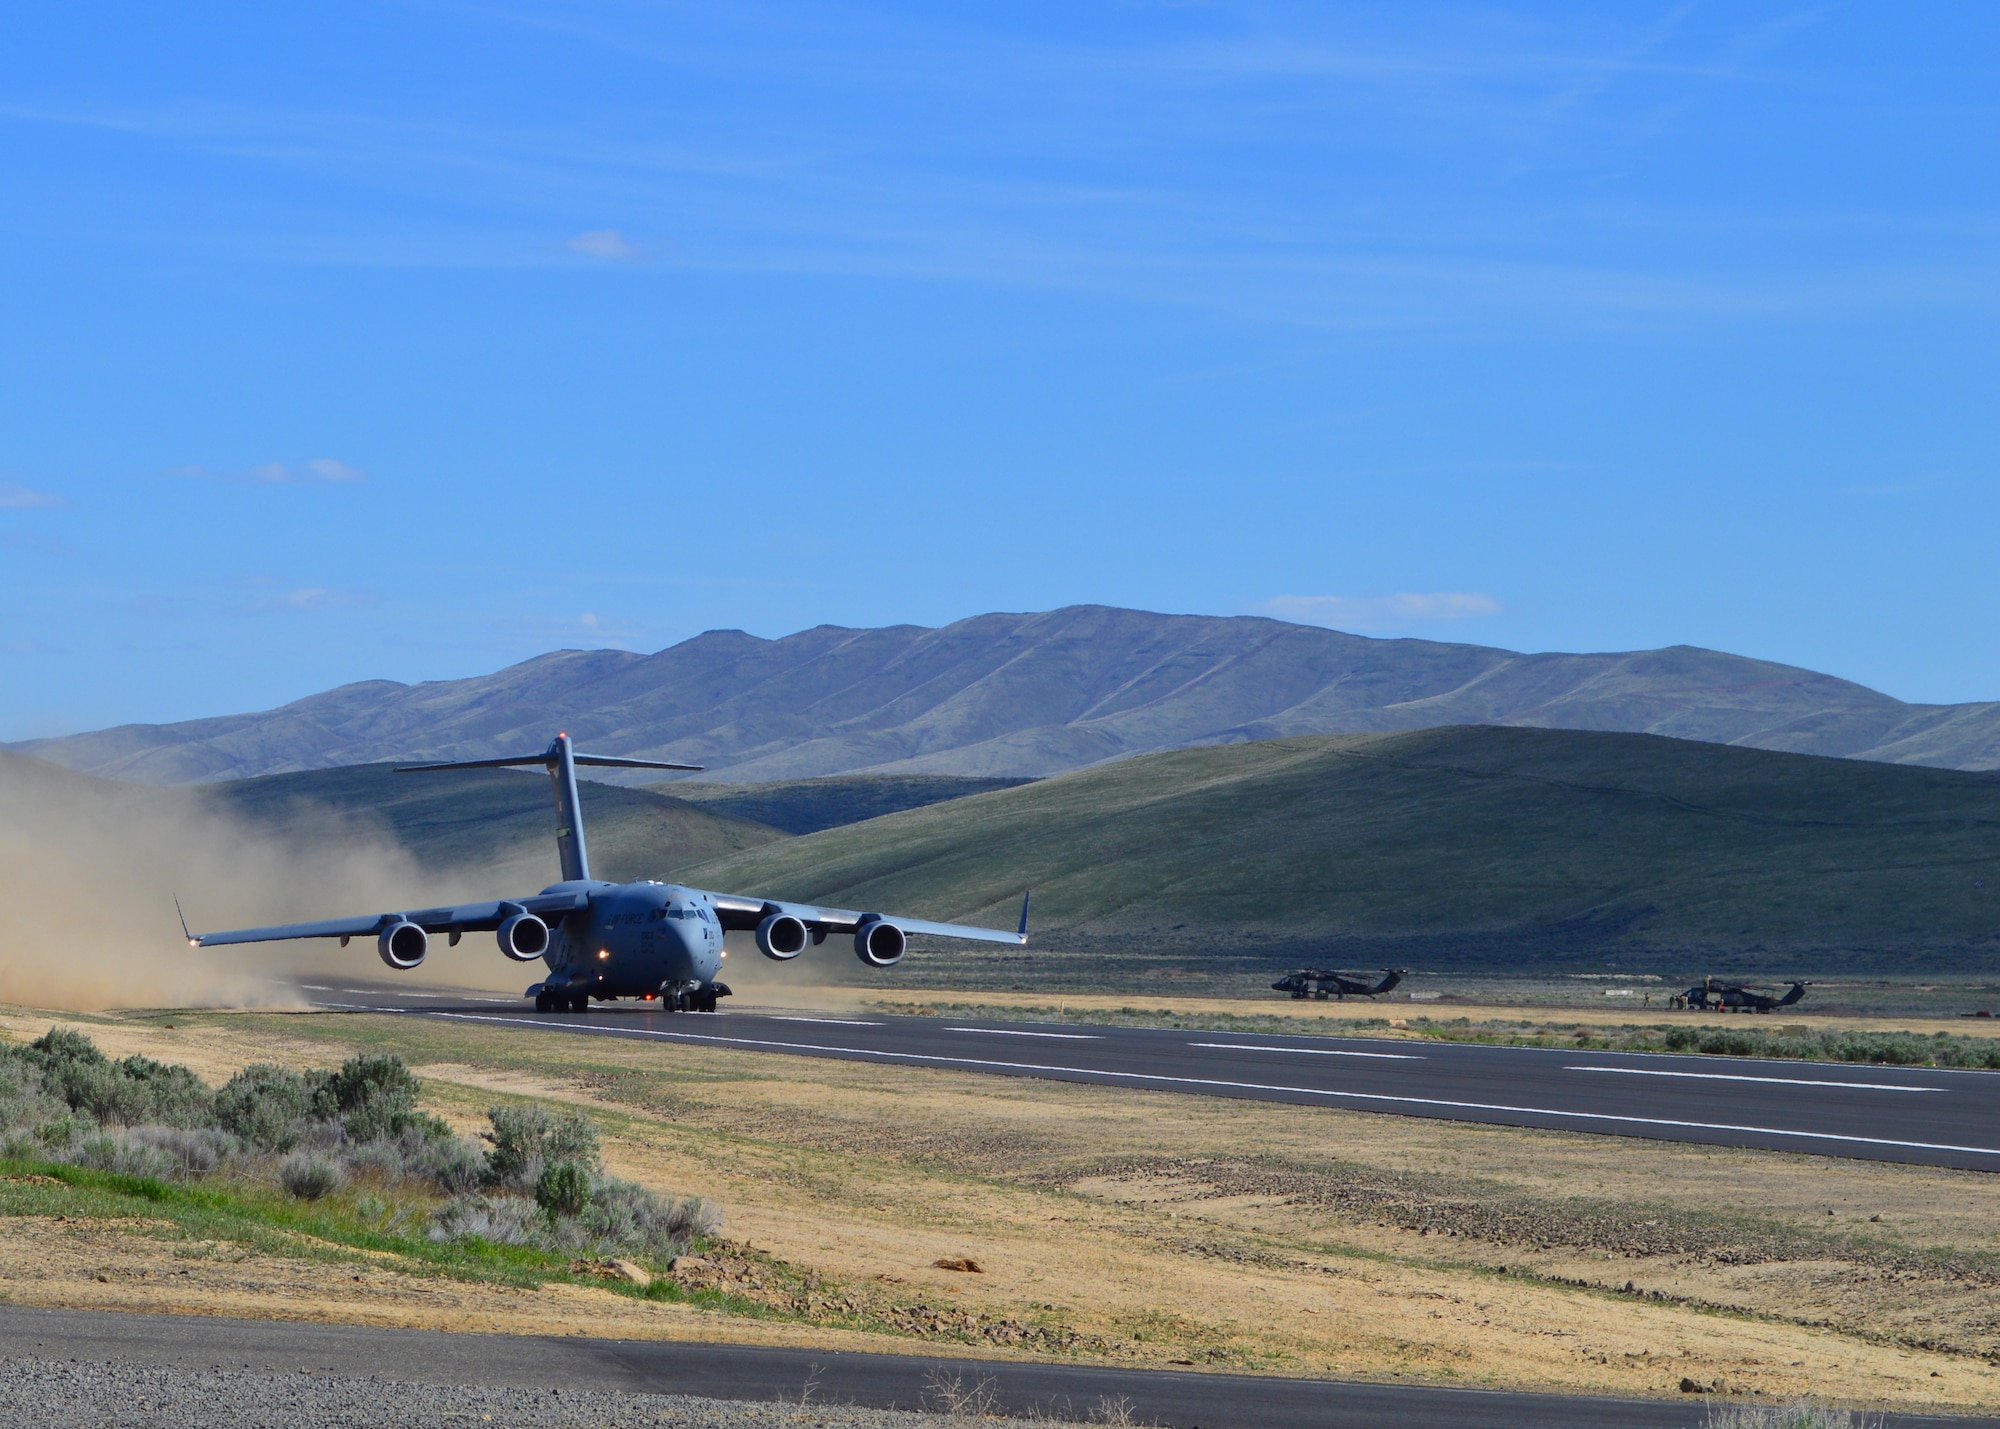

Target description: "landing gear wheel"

left=568, top=993, right=589, bottom=1014
left=696, top=991, right=718, bottom=1013
left=535, top=991, right=554, bottom=1013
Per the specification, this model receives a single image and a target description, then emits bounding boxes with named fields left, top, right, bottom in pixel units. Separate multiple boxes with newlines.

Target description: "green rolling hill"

left=679, top=726, right=2000, bottom=975
left=200, top=764, right=784, bottom=885
left=656, top=774, right=1035, bottom=835
left=17, top=727, right=2000, bottom=985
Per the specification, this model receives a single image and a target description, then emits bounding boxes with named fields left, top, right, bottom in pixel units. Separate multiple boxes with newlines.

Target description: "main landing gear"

left=534, top=989, right=590, bottom=1014
left=651, top=980, right=728, bottom=1013
left=656, top=987, right=718, bottom=1013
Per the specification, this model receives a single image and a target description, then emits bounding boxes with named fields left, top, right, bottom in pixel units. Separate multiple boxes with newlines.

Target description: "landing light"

left=598, top=949, right=609, bottom=960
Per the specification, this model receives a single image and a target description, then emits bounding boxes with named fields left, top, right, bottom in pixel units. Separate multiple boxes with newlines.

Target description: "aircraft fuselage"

left=537, top=880, right=726, bottom=1000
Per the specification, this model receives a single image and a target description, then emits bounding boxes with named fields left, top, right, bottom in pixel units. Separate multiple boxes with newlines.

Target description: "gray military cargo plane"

left=182, top=733, right=1028, bottom=1013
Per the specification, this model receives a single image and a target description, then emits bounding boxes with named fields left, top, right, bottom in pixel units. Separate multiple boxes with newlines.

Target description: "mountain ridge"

left=16, top=605, right=2000, bottom=783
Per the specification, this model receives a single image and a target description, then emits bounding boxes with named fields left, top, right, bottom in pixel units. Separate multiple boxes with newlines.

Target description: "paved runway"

left=298, top=977, right=2000, bottom=1171
left=12, top=1304, right=1989, bottom=1429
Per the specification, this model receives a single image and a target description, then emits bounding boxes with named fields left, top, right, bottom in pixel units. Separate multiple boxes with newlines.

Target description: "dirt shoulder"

left=4, top=1005, right=1999, bottom=1411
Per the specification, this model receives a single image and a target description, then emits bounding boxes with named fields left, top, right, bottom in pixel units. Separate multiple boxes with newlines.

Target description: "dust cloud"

left=0, top=754, right=529, bottom=1011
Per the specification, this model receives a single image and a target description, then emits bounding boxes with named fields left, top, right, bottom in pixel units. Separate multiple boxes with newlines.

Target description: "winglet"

left=1017, top=890, right=1031, bottom=942
left=174, top=895, right=198, bottom=948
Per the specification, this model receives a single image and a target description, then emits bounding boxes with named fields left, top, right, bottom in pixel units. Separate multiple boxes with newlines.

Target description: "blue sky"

left=1, top=3, right=1995, bottom=739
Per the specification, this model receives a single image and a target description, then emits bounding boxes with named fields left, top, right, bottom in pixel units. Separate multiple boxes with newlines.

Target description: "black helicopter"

left=1670, top=977, right=1809, bottom=1013
left=1272, top=968, right=1407, bottom=1001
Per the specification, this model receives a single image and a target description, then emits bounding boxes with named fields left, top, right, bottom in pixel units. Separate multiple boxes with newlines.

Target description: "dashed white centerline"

left=768, top=1016, right=885, bottom=1027
left=413, top=1011, right=2000, bottom=1161
left=1191, top=1043, right=1421, bottom=1060
left=947, top=1027, right=1100, bottom=1040
left=1567, top=1066, right=1943, bottom=1093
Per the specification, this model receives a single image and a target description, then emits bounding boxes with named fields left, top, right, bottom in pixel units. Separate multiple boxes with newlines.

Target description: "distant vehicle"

left=181, top=732, right=1029, bottom=1014
left=1669, top=977, right=1808, bottom=1014
left=1272, top=968, right=1406, bottom=1001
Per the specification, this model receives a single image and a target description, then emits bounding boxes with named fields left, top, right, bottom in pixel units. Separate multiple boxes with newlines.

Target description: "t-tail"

left=396, top=733, right=702, bottom=882
left=1370, top=969, right=1406, bottom=997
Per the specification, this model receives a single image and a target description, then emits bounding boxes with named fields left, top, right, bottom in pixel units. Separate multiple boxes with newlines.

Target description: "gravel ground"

left=0, top=1357, right=966, bottom=1428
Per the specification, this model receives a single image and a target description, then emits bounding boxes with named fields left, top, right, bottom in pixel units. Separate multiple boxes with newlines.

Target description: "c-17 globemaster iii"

left=181, top=733, right=1028, bottom=1013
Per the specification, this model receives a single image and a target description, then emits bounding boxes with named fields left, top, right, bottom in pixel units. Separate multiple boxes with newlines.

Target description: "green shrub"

left=484, top=1103, right=601, bottom=1189
left=578, top=1179, right=716, bottom=1260
left=536, top=1162, right=592, bottom=1219
left=0, top=1060, right=53, bottom=1133
left=280, top=1152, right=346, bottom=1200
left=27, top=1037, right=213, bottom=1128
left=23, top=1027, right=106, bottom=1071
left=311, top=1055, right=424, bottom=1142
left=214, top=1064, right=314, bottom=1151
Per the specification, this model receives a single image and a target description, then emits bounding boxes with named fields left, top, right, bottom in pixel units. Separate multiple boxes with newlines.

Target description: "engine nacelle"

left=854, top=919, right=905, bottom=968
left=756, top=912, right=809, bottom=960
left=377, top=920, right=429, bottom=971
left=496, top=913, right=550, bottom=962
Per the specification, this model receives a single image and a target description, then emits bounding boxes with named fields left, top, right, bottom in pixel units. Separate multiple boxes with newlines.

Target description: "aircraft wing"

left=706, top=891, right=1029, bottom=945
left=187, top=890, right=589, bottom=948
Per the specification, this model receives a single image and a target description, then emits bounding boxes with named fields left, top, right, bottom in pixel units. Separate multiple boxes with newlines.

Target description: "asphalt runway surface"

left=13, top=1305, right=1992, bottom=1429
left=297, top=977, right=2000, bottom=1171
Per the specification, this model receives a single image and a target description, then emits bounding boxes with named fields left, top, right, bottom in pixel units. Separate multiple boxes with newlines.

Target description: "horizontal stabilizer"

left=396, top=751, right=702, bottom=774
left=573, top=754, right=705, bottom=771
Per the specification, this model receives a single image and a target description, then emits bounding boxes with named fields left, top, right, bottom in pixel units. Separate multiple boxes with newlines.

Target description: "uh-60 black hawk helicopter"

left=1670, top=977, right=1809, bottom=1014
left=1272, top=968, right=1407, bottom=1001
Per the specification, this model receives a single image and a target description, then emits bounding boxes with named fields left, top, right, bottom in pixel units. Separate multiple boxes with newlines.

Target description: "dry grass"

left=4, top=1004, right=1998, bottom=1411
left=859, top=988, right=2000, bottom=1040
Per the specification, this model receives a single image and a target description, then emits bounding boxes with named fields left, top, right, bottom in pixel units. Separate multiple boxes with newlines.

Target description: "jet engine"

left=496, top=912, right=550, bottom=962
left=756, top=912, right=809, bottom=960
left=377, top=920, right=429, bottom=971
left=854, top=918, right=905, bottom=968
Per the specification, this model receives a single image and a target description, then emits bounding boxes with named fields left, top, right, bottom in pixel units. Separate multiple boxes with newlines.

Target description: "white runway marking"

left=416, top=1012, right=2000, bottom=1161
left=948, top=1027, right=1099, bottom=1040
left=1191, top=1043, right=1421, bottom=1060
left=309, top=988, right=522, bottom=1007
left=1567, top=1066, right=1943, bottom=1092
left=767, top=1016, right=884, bottom=1027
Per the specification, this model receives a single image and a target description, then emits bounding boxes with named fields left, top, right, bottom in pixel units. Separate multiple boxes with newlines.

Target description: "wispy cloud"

left=235, top=576, right=377, bottom=613
left=501, top=610, right=678, bottom=651
left=567, top=228, right=642, bottom=261
left=174, top=458, right=367, bottom=485
left=1257, top=592, right=1502, bottom=633
left=0, top=11, right=1967, bottom=330
left=0, top=482, right=66, bottom=509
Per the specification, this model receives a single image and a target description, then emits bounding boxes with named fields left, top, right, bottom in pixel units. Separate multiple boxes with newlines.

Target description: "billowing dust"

left=0, top=755, right=529, bottom=1011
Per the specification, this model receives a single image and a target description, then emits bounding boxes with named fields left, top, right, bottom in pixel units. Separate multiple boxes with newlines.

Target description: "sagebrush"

left=0, top=1028, right=715, bottom=1266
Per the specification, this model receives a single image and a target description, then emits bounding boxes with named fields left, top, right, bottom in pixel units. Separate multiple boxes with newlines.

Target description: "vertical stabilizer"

left=394, top=735, right=701, bottom=885
left=546, top=733, right=591, bottom=882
